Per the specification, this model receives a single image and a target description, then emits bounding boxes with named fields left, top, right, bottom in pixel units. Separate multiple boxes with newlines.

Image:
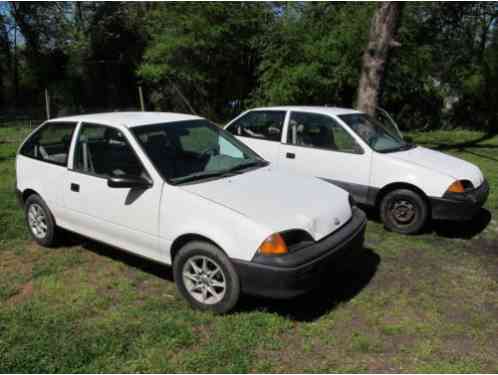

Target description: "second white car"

left=225, top=106, right=489, bottom=234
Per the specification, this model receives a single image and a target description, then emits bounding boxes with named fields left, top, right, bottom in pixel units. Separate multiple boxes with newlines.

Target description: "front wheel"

left=173, top=241, right=240, bottom=314
left=380, top=189, right=428, bottom=234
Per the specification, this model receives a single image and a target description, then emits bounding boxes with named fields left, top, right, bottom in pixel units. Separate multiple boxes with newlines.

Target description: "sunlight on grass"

left=0, top=126, right=497, bottom=372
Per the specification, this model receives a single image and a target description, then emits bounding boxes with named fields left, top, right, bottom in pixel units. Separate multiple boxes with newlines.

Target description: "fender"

left=371, top=152, right=454, bottom=198
left=159, top=185, right=271, bottom=264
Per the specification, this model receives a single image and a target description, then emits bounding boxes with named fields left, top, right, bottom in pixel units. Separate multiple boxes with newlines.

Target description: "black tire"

left=173, top=241, right=240, bottom=314
left=380, top=189, right=428, bottom=234
left=24, top=194, right=58, bottom=246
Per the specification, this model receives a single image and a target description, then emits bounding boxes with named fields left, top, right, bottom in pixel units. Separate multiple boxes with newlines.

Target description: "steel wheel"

left=390, top=199, right=416, bottom=225
left=28, top=203, right=48, bottom=239
left=380, top=188, right=428, bottom=234
left=182, top=255, right=226, bottom=305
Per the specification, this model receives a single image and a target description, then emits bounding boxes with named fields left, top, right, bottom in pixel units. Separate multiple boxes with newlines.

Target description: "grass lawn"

left=0, top=126, right=497, bottom=373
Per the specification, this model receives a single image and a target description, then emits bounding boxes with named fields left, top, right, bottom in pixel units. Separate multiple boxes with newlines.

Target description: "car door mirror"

left=107, top=175, right=151, bottom=189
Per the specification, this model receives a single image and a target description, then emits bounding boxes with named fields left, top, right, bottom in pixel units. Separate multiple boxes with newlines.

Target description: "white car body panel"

left=277, top=144, right=372, bottom=191
left=159, top=184, right=270, bottom=263
left=370, top=151, right=455, bottom=197
left=16, top=156, right=67, bottom=217
left=16, top=112, right=353, bottom=266
left=181, top=167, right=352, bottom=242
left=387, top=146, right=484, bottom=189
left=237, top=137, right=281, bottom=165
left=226, top=106, right=486, bottom=201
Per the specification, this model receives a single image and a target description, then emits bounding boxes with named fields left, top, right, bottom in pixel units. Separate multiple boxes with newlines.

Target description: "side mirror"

left=107, top=175, right=151, bottom=189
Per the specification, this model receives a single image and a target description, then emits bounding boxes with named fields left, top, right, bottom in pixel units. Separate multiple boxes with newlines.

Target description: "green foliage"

left=252, top=3, right=374, bottom=107
left=0, top=2, right=497, bottom=129
left=138, top=3, right=272, bottom=121
left=383, top=3, right=498, bottom=131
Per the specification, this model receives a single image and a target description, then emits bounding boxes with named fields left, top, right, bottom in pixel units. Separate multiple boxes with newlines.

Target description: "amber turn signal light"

left=447, top=180, right=465, bottom=193
left=258, top=233, right=288, bottom=255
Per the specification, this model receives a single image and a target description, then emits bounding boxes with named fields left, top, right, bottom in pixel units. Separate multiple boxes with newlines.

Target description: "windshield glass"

left=339, top=113, right=413, bottom=153
left=132, top=120, right=266, bottom=184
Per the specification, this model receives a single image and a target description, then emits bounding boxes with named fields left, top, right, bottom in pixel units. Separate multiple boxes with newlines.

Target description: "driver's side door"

left=278, top=111, right=373, bottom=204
left=62, top=122, right=163, bottom=261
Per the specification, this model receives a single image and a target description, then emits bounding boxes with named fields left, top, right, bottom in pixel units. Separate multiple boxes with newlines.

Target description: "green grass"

left=1, top=125, right=497, bottom=373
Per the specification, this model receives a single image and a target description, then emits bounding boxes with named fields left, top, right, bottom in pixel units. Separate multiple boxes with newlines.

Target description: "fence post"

left=44, top=89, right=51, bottom=119
left=138, top=85, right=145, bottom=111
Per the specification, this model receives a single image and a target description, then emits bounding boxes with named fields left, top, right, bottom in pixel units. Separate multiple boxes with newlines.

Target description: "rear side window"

left=227, top=111, right=285, bottom=142
left=20, top=122, right=77, bottom=166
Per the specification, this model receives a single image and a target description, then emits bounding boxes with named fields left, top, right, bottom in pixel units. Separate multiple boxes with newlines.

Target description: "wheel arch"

left=375, top=182, right=430, bottom=210
left=21, top=188, right=40, bottom=204
left=170, top=233, right=226, bottom=261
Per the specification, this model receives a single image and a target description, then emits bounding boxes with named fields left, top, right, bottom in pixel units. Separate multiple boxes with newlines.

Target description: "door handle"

left=286, top=152, right=295, bottom=159
left=70, top=183, right=80, bottom=192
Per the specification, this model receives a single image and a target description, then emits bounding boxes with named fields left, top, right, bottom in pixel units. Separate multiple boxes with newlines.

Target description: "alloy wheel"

left=182, top=255, right=226, bottom=305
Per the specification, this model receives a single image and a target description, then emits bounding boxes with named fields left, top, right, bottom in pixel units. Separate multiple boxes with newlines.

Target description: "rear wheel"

left=24, top=194, right=58, bottom=246
left=173, top=241, right=240, bottom=314
left=380, top=189, right=428, bottom=234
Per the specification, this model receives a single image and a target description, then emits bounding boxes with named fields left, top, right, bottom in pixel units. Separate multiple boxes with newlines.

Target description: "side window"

left=20, top=122, right=76, bottom=166
left=74, top=123, right=146, bottom=178
left=287, top=112, right=362, bottom=153
left=228, top=111, right=285, bottom=142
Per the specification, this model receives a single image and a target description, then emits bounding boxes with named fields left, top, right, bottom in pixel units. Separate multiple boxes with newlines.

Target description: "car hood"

left=388, top=146, right=484, bottom=188
left=181, top=167, right=352, bottom=241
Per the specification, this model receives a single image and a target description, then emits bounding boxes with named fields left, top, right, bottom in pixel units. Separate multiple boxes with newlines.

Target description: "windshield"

left=339, top=113, right=414, bottom=153
left=132, top=120, right=267, bottom=184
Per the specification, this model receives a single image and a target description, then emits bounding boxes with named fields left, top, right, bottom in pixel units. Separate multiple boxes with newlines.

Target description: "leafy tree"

left=252, top=3, right=373, bottom=108
left=138, top=2, right=273, bottom=121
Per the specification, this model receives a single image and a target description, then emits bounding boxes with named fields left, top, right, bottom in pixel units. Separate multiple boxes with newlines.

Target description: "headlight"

left=446, top=180, right=473, bottom=194
left=258, top=233, right=288, bottom=255
left=258, top=230, right=314, bottom=255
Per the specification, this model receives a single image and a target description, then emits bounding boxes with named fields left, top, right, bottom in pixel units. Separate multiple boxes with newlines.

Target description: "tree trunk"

left=356, top=2, right=403, bottom=115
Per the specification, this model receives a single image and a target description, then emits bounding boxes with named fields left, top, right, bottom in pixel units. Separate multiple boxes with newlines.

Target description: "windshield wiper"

left=380, top=143, right=416, bottom=153
left=171, top=170, right=237, bottom=184
left=172, top=160, right=268, bottom=185
left=398, top=143, right=416, bottom=151
left=225, top=160, right=269, bottom=173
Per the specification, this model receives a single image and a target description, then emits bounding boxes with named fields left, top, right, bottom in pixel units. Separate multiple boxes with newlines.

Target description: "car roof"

left=246, top=106, right=362, bottom=116
left=46, top=112, right=203, bottom=128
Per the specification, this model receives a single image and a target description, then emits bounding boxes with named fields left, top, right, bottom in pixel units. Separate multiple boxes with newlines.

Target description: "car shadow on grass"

left=60, top=233, right=174, bottom=281
left=235, top=246, right=380, bottom=322
left=430, top=208, right=492, bottom=239
left=359, top=205, right=491, bottom=240
left=59, top=233, right=379, bottom=321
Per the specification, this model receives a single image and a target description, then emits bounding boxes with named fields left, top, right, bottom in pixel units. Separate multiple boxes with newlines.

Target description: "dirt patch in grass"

left=463, top=238, right=498, bottom=282
left=369, top=247, right=439, bottom=296
left=6, top=280, right=33, bottom=305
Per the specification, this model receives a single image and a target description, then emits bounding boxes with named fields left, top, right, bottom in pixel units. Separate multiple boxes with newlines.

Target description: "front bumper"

left=430, top=179, right=489, bottom=221
left=232, top=207, right=367, bottom=299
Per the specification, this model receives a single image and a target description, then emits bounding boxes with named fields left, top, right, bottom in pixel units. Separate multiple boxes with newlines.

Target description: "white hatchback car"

left=16, top=112, right=366, bottom=313
left=225, top=106, right=489, bottom=234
